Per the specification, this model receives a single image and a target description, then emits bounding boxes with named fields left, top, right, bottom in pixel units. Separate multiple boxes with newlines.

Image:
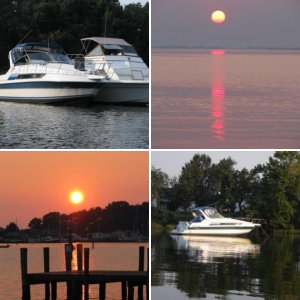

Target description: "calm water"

left=152, top=233, right=300, bottom=300
left=0, top=242, right=148, bottom=299
left=0, top=102, right=148, bottom=149
left=152, top=49, right=300, bottom=148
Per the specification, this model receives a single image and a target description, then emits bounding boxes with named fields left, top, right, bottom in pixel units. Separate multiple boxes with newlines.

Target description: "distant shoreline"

left=152, top=46, right=300, bottom=51
left=152, top=48, right=300, bottom=55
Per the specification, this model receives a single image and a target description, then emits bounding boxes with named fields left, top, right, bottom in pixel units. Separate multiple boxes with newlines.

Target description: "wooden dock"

left=21, top=244, right=149, bottom=300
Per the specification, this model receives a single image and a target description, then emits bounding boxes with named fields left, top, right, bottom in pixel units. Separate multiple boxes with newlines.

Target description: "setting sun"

left=69, top=190, right=84, bottom=205
left=211, top=10, right=226, bottom=24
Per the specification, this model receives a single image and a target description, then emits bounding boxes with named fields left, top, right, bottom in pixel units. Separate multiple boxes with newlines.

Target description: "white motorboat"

left=80, top=37, right=149, bottom=105
left=0, top=42, right=100, bottom=104
left=171, top=207, right=261, bottom=236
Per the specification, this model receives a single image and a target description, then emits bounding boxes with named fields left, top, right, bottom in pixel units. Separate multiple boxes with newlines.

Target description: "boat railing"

left=237, top=217, right=267, bottom=224
left=86, top=60, right=149, bottom=81
left=88, top=62, right=112, bottom=78
left=106, top=66, right=148, bottom=81
left=11, top=63, right=87, bottom=77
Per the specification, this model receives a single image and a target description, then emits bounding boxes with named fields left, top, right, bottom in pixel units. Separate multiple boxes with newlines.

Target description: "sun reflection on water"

left=211, top=50, right=225, bottom=141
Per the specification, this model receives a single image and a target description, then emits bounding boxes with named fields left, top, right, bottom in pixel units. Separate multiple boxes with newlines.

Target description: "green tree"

left=250, top=151, right=300, bottom=228
left=151, top=167, right=170, bottom=204
left=175, top=154, right=212, bottom=210
left=209, top=157, right=236, bottom=212
left=232, top=168, right=255, bottom=214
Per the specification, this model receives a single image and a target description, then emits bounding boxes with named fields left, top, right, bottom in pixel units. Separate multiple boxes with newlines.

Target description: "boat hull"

left=94, top=81, right=149, bottom=105
left=0, top=81, right=98, bottom=104
left=171, top=227, right=257, bottom=236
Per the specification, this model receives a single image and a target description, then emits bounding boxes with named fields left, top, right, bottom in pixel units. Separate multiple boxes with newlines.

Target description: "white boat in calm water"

left=0, top=42, right=100, bottom=104
left=80, top=37, right=149, bottom=105
left=171, top=207, right=260, bottom=236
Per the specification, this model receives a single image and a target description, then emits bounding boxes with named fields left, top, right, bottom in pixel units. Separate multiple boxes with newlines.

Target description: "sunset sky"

left=0, top=151, right=149, bottom=229
left=152, top=0, right=300, bottom=48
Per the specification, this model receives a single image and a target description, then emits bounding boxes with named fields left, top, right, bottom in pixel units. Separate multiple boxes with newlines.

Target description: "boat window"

left=51, top=52, right=72, bottom=63
left=203, top=208, right=224, bottom=219
left=192, top=215, right=203, bottom=223
left=27, top=52, right=51, bottom=63
left=120, top=45, right=138, bottom=56
left=86, top=45, right=104, bottom=57
left=103, top=44, right=124, bottom=56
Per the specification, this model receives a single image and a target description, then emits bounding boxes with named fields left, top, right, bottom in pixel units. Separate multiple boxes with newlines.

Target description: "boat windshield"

left=85, top=44, right=138, bottom=57
left=11, top=44, right=72, bottom=65
left=202, top=208, right=224, bottom=219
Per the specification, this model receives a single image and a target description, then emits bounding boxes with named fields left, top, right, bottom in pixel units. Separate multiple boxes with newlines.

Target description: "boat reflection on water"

left=171, top=235, right=260, bottom=263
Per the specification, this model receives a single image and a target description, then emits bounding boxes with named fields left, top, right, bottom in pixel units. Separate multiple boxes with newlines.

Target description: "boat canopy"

left=192, top=207, right=224, bottom=219
left=10, top=41, right=72, bottom=65
left=81, top=37, right=132, bottom=46
left=81, top=37, right=138, bottom=57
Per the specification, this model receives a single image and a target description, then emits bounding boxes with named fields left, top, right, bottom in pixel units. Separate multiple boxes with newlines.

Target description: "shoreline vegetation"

left=152, top=151, right=300, bottom=232
left=0, top=201, right=149, bottom=244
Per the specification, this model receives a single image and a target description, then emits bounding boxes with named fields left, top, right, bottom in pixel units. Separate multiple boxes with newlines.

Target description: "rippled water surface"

left=0, top=103, right=148, bottom=149
left=152, top=49, right=300, bottom=149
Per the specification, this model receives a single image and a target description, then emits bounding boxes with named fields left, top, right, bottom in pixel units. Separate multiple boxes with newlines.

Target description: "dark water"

left=0, top=102, right=148, bottom=149
left=152, top=232, right=300, bottom=299
left=152, top=50, right=300, bottom=149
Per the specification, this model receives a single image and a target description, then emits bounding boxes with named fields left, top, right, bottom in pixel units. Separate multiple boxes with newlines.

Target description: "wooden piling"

left=77, top=244, right=83, bottom=271
left=121, top=281, right=127, bottom=300
left=138, top=246, right=145, bottom=271
left=65, top=244, right=72, bottom=299
left=64, top=244, right=72, bottom=271
left=43, top=247, right=50, bottom=299
left=128, top=281, right=134, bottom=300
left=75, top=244, right=83, bottom=298
left=146, top=248, right=149, bottom=300
left=51, top=282, right=57, bottom=300
left=99, top=283, right=106, bottom=300
left=138, top=246, right=145, bottom=299
left=21, top=248, right=30, bottom=300
left=84, top=247, right=90, bottom=300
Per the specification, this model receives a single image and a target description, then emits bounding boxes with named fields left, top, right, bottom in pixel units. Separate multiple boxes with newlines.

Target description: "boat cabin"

left=9, top=42, right=72, bottom=66
left=191, top=207, right=225, bottom=222
left=81, top=37, right=138, bottom=57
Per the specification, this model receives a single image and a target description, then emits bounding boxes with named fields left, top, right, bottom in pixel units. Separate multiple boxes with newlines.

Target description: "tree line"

left=152, top=151, right=300, bottom=229
left=0, top=0, right=149, bottom=67
left=0, top=201, right=149, bottom=238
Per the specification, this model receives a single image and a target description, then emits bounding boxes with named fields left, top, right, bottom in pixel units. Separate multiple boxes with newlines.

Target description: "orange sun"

left=211, top=10, right=226, bottom=24
left=69, top=190, right=84, bottom=205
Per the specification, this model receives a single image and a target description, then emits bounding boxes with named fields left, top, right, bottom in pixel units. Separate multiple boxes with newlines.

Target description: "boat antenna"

left=104, top=8, right=109, bottom=38
left=16, top=29, right=33, bottom=45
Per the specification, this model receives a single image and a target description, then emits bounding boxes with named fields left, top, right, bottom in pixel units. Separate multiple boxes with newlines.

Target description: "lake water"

left=0, top=242, right=148, bottom=300
left=152, top=49, right=300, bottom=149
left=0, top=103, right=148, bottom=149
left=152, top=232, right=300, bottom=299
